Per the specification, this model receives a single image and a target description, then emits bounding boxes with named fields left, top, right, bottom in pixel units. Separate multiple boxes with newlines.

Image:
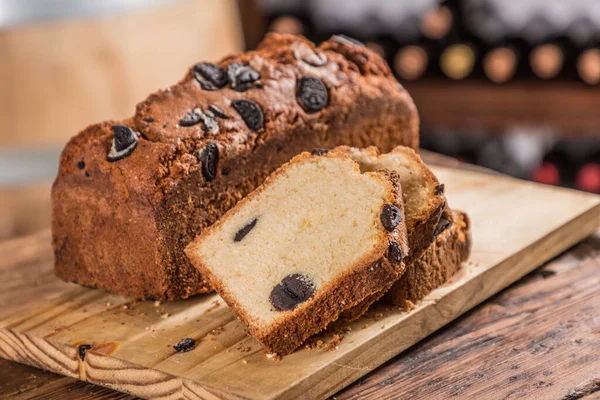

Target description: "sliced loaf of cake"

left=185, top=150, right=408, bottom=355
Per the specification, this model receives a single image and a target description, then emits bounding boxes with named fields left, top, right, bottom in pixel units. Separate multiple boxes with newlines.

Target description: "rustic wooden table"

left=2, top=154, right=599, bottom=400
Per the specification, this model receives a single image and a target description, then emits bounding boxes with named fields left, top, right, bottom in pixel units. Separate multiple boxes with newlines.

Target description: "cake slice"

left=385, top=210, right=471, bottom=308
left=334, top=146, right=453, bottom=320
left=185, top=150, right=408, bottom=355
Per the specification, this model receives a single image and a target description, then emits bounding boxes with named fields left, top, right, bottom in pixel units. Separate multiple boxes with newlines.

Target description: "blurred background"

left=1, top=0, right=599, bottom=240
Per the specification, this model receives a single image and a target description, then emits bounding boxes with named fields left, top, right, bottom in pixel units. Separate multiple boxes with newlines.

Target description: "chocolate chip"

left=227, top=63, right=261, bottom=92
left=78, top=344, right=93, bottom=361
left=181, top=108, right=219, bottom=134
left=199, top=143, right=219, bottom=181
left=433, top=215, right=452, bottom=238
left=331, top=34, right=364, bottom=47
left=193, top=62, right=228, bottom=91
left=311, top=148, right=329, bottom=156
left=200, top=113, right=219, bottom=135
left=234, top=218, right=258, bottom=242
left=435, top=184, right=445, bottom=195
left=77, top=160, right=85, bottom=170
left=107, top=125, right=138, bottom=162
left=270, top=274, right=315, bottom=311
left=380, top=204, right=402, bottom=232
left=388, top=241, right=403, bottom=263
left=232, top=99, right=264, bottom=131
left=207, top=104, right=230, bottom=119
left=297, top=76, right=328, bottom=112
left=143, top=117, right=155, bottom=123
left=173, top=338, right=195, bottom=353
left=180, top=108, right=203, bottom=127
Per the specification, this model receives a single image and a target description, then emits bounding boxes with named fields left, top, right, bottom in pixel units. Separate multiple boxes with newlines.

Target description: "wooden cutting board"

left=0, top=166, right=599, bottom=400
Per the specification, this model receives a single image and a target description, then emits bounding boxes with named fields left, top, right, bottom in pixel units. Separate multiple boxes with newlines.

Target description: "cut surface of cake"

left=185, top=151, right=408, bottom=355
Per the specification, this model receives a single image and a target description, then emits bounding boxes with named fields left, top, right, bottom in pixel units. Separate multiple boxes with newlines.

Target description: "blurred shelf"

left=402, top=79, right=600, bottom=135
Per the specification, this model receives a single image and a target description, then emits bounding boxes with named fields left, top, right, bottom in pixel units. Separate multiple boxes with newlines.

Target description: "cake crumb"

left=362, top=324, right=369, bottom=329
left=154, top=301, right=161, bottom=307
left=210, top=327, right=224, bottom=336
left=324, top=334, right=344, bottom=351
left=121, top=304, right=129, bottom=310
left=161, top=313, right=170, bottom=319
left=265, top=352, right=280, bottom=361
left=403, top=300, right=417, bottom=312
left=242, top=360, right=248, bottom=364
left=381, top=324, right=386, bottom=329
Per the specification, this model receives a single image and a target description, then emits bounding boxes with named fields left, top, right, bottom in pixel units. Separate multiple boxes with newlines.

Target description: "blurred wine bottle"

left=532, top=143, right=570, bottom=187
left=529, top=42, right=565, bottom=80
left=559, top=136, right=600, bottom=192
left=440, top=42, right=476, bottom=80
left=420, top=3, right=454, bottom=41
left=577, top=47, right=600, bottom=85
left=576, top=162, right=600, bottom=193
left=482, top=46, right=518, bottom=83
left=394, top=45, right=429, bottom=81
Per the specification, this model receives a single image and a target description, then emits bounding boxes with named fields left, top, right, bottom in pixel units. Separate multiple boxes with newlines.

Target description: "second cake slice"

left=185, top=150, right=408, bottom=355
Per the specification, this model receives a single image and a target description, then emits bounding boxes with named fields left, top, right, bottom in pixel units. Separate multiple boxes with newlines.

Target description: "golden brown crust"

left=385, top=210, right=471, bottom=307
left=185, top=152, right=409, bottom=355
left=52, top=34, right=419, bottom=300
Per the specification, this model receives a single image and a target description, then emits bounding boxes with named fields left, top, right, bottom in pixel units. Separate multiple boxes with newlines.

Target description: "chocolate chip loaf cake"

left=52, top=33, right=419, bottom=300
left=385, top=210, right=471, bottom=308
left=185, top=151, right=409, bottom=355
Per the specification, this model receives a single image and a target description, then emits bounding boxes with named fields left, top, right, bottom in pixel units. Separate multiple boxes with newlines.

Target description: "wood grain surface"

left=339, top=232, right=600, bottom=400
left=3, top=232, right=600, bottom=400
left=0, top=167, right=599, bottom=400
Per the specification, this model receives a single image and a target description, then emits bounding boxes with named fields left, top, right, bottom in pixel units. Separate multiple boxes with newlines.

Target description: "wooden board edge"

left=272, top=202, right=600, bottom=400
left=0, top=328, right=245, bottom=400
